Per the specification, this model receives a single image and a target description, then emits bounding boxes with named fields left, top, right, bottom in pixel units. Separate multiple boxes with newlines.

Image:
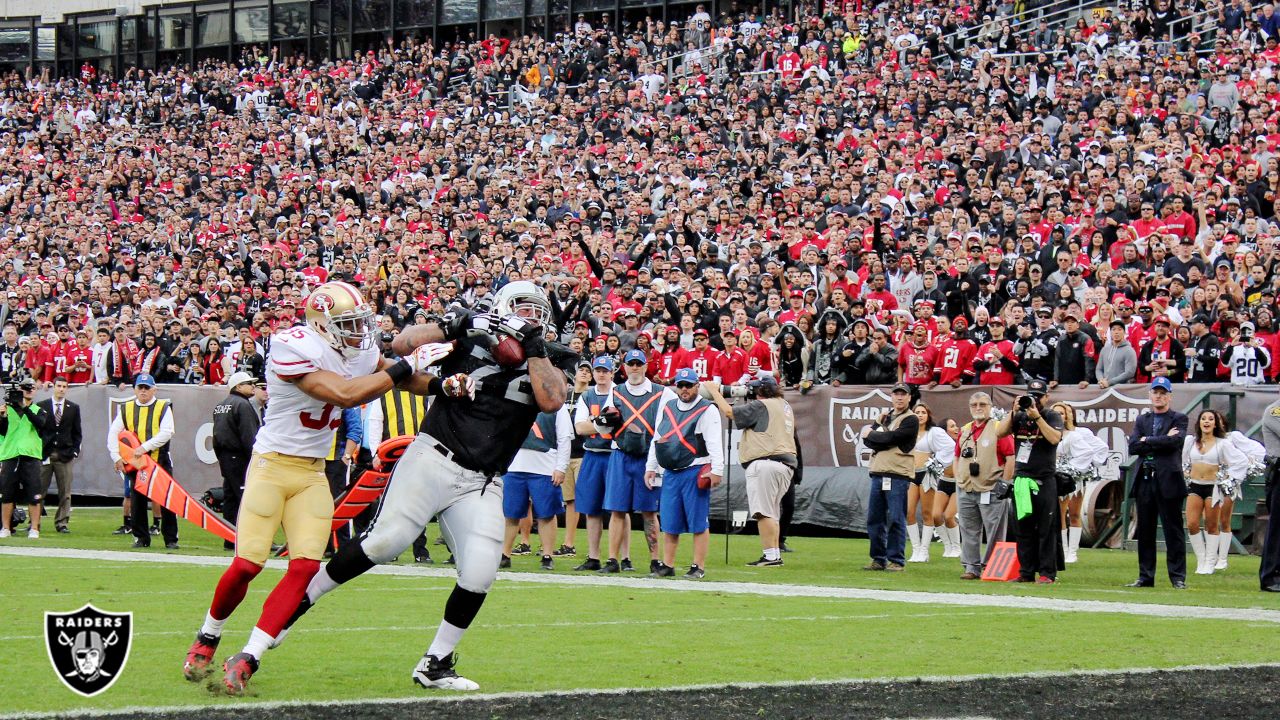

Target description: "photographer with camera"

left=996, top=379, right=1063, bottom=584
left=0, top=377, right=52, bottom=538
left=1221, top=322, right=1271, bottom=386
left=954, top=392, right=1016, bottom=579
left=707, top=375, right=796, bottom=568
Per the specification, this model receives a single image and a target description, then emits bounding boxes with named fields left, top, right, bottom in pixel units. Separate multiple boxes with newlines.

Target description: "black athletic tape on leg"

left=442, top=585, right=487, bottom=630
left=325, top=541, right=377, bottom=585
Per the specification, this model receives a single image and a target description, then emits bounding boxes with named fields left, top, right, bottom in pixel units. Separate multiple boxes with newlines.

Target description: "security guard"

left=0, top=377, right=52, bottom=538
left=366, top=387, right=432, bottom=561
left=1260, top=392, right=1280, bottom=592
left=706, top=374, right=796, bottom=567
left=107, top=374, right=178, bottom=549
left=212, top=372, right=263, bottom=550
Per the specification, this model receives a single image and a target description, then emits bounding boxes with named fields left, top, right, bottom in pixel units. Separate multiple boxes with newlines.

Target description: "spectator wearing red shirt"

left=654, top=326, right=689, bottom=384
left=717, top=330, right=748, bottom=386
left=684, top=329, right=723, bottom=383
left=899, top=322, right=937, bottom=388
left=933, top=317, right=978, bottom=387
left=973, top=317, right=1020, bottom=385
left=64, top=331, right=94, bottom=385
left=739, top=326, right=774, bottom=380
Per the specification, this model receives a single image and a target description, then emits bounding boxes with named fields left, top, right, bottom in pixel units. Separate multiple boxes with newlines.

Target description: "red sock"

left=210, top=556, right=264, bottom=621
left=256, top=558, right=320, bottom=638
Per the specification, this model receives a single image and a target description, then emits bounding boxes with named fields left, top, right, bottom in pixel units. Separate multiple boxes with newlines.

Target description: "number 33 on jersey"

left=253, top=324, right=382, bottom=458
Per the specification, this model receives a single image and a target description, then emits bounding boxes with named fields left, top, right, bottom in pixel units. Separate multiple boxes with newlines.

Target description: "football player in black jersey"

left=275, top=280, right=572, bottom=691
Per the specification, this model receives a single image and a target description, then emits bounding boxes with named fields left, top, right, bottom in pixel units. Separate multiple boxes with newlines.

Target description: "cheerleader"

left=1051, top=403, right=1109, bottom=564
left=1182, top=410, right=1248, bottom=575
left=908, top=403, right=957, bottom=562
left=1220, top=431, right=1267, bottom=570
left=929, top=418, right=964, bottom=558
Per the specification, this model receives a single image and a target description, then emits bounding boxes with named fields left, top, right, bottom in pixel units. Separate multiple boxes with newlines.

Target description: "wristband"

left=385, top=359, right=414, bottom=386
left=424, top=375, right=444, bottom=397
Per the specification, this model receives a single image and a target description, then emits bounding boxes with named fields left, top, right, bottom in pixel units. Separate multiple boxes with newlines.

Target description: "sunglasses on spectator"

left=675, top=382, right=697, bottom=389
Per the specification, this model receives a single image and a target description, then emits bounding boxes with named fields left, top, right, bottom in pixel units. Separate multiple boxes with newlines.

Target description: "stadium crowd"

left=0, top=0, right=1277, bottom=396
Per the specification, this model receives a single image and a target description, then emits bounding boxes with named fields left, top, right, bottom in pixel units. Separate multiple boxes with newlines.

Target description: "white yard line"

left=5, top=545, right=1279, bottom=624
left=0, top=610, right=985, bottom=642
left=3, top=662, right=1277, bottom=720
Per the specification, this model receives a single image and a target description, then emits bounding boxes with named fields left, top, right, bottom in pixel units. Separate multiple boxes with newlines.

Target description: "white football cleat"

left=412, top=653, right=479, bottom=691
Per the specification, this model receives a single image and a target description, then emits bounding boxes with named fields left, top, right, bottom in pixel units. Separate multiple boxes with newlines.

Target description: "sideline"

left=5, top=545, right=1280, bottom=624
left=4, top=662, right=1279, bottom=719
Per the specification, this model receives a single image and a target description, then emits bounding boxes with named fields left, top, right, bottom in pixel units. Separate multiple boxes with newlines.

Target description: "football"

left=492, top=335, right=526, bottom=367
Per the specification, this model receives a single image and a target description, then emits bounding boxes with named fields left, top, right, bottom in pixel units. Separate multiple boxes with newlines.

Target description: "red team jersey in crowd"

left=64, top=344, right=94, bottom=384
left=974, top=339, right=1019, bottom=385
left=743, top=340, right=773, bottom=379
left=656, top=347, right=690, bottom=383
left=684, top=347, right=723, bottom=382
left=718, top=347, right=748, bottom=385
left=934, top=337, right=978, bottom=385
left=898, top=342, right=937, bottom=385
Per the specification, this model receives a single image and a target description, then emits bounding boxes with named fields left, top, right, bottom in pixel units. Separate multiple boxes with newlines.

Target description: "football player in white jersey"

left=183, top=281, right=462, bottom=694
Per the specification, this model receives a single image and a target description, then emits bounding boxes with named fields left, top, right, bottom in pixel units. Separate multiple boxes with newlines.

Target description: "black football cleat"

left=597, top=558, right=621, bottom=574
left=573, top=558, right=601, bottom=571
left=412, top=652, right=479, bottom=691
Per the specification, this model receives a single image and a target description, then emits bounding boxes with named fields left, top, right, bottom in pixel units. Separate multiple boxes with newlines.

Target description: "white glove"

left=442, top=373, right=476, bottom=400
left=408, top=342, right=454, bottom=372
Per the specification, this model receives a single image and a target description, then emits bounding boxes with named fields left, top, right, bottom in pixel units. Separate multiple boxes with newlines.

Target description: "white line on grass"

left=4, top=661, right=1277, bottom=720
left=4, top=545, right=1278, bottom=624
left=0, top=610, right=988, bottom=642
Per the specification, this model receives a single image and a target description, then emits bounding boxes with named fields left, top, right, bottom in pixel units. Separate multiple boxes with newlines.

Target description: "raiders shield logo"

left=45, top=604, right=132, bottom=697
left=829, top=389, right=895, bottom=467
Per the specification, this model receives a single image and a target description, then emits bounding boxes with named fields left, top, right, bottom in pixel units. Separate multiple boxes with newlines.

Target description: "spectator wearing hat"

left=973, top=316, right=1020, bottom=385
left=644, top=368, right=723, bottom=579
left=212, top=372, right=265, bottom=550
left=898, top=321, right=937, bottom=392
left=1137, top=316, right=1186, bottom=384
left=1185, top=315, right=1223, bottom=382
left=684, top=329, right=722, bottom=384
left=1222, top=322, right=1272, bottom=386
left=107, top=374, right=179, bottom=549
left=1014, top=307, right=1060, bottom=384
left=931, top=316, right=977, bottom=388
left=572, top=356, right=619, bottom=572
left=1053, top=312, right=1097, bottom=389
left=1125, top=377, right=1189, bottom=589
left=860, top=382, right=919, bottom=572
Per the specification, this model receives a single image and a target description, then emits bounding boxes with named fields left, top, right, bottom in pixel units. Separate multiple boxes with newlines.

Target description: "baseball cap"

left=592, top=356, right=615, bottom=371
left=890, top=382, right=911, bottom=394
left=227, top=371, right=255, bottom=389
left=1150, top=377, right=1173, bottom=392
left=693, top=328, right=709, bottom=338
left=749, top=375, right=779, bottom=390
left=1026, top=378, right=1048, bottom=396
left=623, top=349, right=648, bottom=365
left=673, top=368, right=699, bottom=385
left=134, top=374, right=157, bottom=388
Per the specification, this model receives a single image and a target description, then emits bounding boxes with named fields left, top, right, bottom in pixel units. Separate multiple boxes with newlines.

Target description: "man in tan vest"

left=953, top=392, right=1016, bottom=579
left=860, top=383, right=919, bottom=571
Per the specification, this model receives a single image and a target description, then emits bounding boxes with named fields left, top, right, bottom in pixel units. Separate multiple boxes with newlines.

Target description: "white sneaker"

left=27, top=529, right=38, bottom=539
left=411, top=653, right=479, bottom=691
left=0, top=528, right=10, bottom=538
left=1065, top=550, right=1078, bottom=564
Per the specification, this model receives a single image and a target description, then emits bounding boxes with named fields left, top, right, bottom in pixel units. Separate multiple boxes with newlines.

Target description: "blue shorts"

left=604, top=451, right=660, bottom=513
left=501, top=471, right=564, bottom=520
left=659, top=465, right=709, bottom=535
left=575, top=451, right=611, bottom=516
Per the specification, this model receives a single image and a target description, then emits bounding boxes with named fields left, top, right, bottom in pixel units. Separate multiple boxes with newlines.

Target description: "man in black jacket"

left=1186, top=314, right=1222, bottom=382
left=1053, top=312, right=1096, bottom=388
left=1125, top=377, right=1189, bottom=589
left=211, top=372, right=263, bottom=549
left=38, top=377, right=81, bottom=533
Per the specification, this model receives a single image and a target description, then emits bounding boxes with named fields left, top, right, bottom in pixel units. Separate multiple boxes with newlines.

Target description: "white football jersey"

left=254, top=324, right=382, bottom=458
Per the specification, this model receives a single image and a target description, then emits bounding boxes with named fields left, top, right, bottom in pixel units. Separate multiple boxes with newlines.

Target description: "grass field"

left=3, top=507, right=1278, bottom=717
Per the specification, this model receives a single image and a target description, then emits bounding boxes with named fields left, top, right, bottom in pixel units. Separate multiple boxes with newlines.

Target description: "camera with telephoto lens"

left=1017, top=395, right=1034, bottom=411
left=727, top=383, right=757, bottom=400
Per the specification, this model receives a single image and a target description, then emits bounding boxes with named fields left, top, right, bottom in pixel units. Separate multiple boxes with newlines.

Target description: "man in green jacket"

left=0, top=377, right=52, bottom=538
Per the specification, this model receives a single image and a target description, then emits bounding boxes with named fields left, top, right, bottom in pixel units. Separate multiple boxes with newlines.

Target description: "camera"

left=727, top=383, right=757, bottom=400
left=1017, top=395, right=1034, bottom=411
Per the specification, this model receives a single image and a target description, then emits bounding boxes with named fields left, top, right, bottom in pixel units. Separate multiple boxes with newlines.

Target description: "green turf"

left=2, top=552, right=1277, bottom=715
left=15, top=507, right=1278, bottom=609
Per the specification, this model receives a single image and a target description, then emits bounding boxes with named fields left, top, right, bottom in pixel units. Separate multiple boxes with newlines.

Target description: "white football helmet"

left=491, top=280, right=553, bottom=328
left=304, top=281, right=377, bottom=359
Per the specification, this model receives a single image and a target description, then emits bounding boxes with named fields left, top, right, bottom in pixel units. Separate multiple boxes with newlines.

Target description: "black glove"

left=495, top=314, right=547, bottom=359
left=595, top=406, right=623, bottom=431
left=439, top=304, right=495, bottom=341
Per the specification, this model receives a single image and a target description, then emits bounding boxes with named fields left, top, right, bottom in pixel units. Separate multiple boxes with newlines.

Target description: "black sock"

left=326, top=541, right=376, bottom=585
left=442, top=585, right=487, bottom=630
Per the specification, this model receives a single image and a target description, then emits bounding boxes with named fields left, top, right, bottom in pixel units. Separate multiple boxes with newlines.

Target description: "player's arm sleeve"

left=141, top=404, right=176, bottom=453
left=700, top=405, right=725, bottom=476
left=107, top=412, right=124, bottom=462
left=554, top=408, right=573, bottom=472
left=267, top=336, right=319, bottom=379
